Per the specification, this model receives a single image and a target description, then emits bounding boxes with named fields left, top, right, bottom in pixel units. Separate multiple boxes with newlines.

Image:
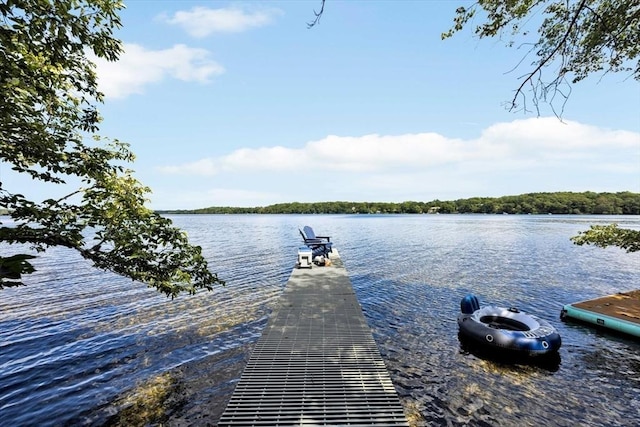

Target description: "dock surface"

left=571, top=290, right=640, bottom=324
left=561, top=290, right=640, bottom=338
left=218, top=251, right=408, bottom=426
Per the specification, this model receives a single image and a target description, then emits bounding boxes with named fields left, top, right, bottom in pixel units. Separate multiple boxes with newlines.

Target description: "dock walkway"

left=218, top=250, right=408, bottom=426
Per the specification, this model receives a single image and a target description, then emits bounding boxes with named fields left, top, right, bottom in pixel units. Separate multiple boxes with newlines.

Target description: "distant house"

left=427, top=206, right=441, bottom=214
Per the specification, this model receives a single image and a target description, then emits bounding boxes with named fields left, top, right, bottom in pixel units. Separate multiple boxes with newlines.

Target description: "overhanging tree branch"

left=509, top=0, right=588, bottom=112
left=307, top=0, right=326, bottom=28
left=1, top=0, right=224, bottom=297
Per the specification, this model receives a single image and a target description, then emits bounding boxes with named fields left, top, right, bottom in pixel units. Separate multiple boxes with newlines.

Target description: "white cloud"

left=304, top=133, right=469, bottom=171
left=147, top=117, right=640, bottom=209
left=481, top=117, right=640, bottom=151
left=161, top=6, right=282, bottom=38
left=150, top=187, right=282, bottom=209
left=157, top=133, right=469, bottom=175
left=157, top=117, right=640, bottom=178
left=92, top=43, right=224, bottom=99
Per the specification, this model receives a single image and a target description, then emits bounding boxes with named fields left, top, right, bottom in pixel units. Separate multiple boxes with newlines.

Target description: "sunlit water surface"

left=1, top=215, right=639, bottom=426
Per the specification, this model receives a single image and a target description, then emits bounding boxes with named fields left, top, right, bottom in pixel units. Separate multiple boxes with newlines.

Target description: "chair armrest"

left=305, top=240, right=332, bottom=247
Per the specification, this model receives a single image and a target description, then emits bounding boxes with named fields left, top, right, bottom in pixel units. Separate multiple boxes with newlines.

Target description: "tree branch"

left=307, top=0, right=326, bottom=28
left=47, top=188, right=85, bottom=205
left=509, top=0, right=588, bottom=112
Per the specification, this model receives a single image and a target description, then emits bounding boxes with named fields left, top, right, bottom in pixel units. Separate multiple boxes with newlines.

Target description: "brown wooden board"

left=572, top=290, right=640, bottom=325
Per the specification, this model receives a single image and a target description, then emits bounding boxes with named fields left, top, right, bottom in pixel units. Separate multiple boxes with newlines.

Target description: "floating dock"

left=561, top=290, right=640, bottom=339
left=218, top=250, right=408, bottom=426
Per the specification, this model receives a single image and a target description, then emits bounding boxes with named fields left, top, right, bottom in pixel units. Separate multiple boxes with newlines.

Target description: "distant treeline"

left=157, top=191, right=640, bottom=215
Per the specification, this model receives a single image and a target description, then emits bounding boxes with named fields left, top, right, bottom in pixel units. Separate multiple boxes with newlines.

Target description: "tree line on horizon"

left=158, top=191, right=640, bottom=215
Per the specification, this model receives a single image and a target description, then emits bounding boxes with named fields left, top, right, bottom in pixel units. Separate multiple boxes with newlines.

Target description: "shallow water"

left=1, top=214, right=639, bottom=426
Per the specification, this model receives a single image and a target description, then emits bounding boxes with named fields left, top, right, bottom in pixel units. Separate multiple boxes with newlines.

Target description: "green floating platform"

left=561, top=290, right=640, bottom=339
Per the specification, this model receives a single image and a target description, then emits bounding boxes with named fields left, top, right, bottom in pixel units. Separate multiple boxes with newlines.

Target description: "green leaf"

left=0, top=254, right=37, bottom=288
left=1, top=0, right=223, bottom=297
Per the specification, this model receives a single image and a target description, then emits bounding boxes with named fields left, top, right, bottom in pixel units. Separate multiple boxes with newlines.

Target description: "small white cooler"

left=297, top=246, right=313, bottom=268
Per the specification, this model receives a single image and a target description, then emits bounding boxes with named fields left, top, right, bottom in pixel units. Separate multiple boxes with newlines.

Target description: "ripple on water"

left=1, top=215, right=639, bottom=426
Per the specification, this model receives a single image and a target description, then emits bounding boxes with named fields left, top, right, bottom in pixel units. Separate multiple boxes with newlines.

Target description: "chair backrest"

left=303, top=225, right=316, bottom=240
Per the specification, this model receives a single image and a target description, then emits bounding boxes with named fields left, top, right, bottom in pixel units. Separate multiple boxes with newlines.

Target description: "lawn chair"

left=299, top=226, right=333, bottom=257
left=302, top=226, right=331, bottom=243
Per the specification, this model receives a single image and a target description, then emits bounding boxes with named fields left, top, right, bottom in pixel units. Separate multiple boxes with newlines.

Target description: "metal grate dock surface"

left=219, top=251, right=408, bottom=426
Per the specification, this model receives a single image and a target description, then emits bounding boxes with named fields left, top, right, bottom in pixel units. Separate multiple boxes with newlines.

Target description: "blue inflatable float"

left=458, top=294, right=561, bottom=358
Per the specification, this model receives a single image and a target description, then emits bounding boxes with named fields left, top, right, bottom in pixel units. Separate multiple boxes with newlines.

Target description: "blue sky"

left=28, top=1, right=640, bottom=209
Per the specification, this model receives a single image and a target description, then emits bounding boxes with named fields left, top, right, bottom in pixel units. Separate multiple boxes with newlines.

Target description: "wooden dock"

left=218, top=250, right=408, bottom=426
left=561, top=290, right=640, bottom=339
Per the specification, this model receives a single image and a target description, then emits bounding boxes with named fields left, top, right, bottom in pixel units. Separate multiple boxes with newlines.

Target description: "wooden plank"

left=572, top=290, right=640, bottom=324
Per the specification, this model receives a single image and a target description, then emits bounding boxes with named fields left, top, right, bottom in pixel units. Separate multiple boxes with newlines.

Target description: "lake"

left=1, top=214, right=639, bottom=426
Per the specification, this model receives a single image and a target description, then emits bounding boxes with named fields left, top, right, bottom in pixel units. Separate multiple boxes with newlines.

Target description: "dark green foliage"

left=0, top=254, right=36, bottom=288
left=0, top=1, right=223, bottom=296
left=161, top=191, right=640, bottom=254
left=571, top=224, right=640, bottom=252
left=159, top=191, right=640, bottom=215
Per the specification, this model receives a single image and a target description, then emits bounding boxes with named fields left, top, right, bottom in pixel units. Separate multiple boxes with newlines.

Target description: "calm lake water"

left=1, top=214, right=639, bottom=426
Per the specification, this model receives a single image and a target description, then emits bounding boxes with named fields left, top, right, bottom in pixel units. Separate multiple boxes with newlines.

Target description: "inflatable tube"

left=458, top=294, right=561, bottom=357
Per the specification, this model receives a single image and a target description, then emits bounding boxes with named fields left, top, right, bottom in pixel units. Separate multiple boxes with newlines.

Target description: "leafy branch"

left=1, top=0, right=224, bottom=297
